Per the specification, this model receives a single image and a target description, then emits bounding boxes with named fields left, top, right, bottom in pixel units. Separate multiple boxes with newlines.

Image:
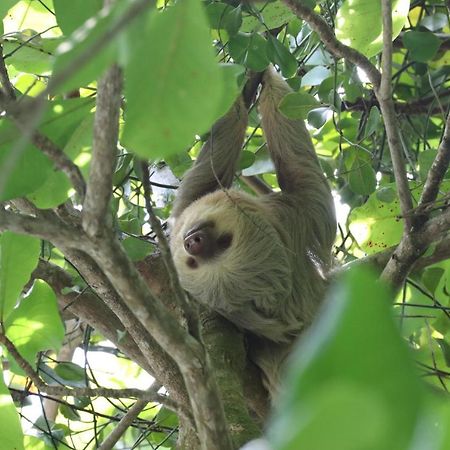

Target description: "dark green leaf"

left=228, top=32, right=270, bottom=72
left=403, top=31, right=441, bottom=63
left=422, top=268, right=445, bottom=295
left=348, top=158, right=376, bottom=195
left=364, top=106, right=381, bottom=138
left=0, top=0, right=18, bottom=21
left=267, top=35, right=297, bottom=78
left=60, top=404, right=81, bottom=421
left=55, top=362, right=86, bottom=382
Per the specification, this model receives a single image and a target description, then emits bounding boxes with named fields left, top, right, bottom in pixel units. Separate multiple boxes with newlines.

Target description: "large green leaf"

left=5, top=280, right=64, bottom=372
left=122, top=0, right=226, bottom=158
left=348, top=186, right=403, bottom=254
left=0, top=232, right=41, bottom=320
left=403, top=31, right=441, bottom=63
left=336, top=0, right=410, bottom=58
left=269, top=266, right=426, bottom=450
left=0, top=370, right=24, bottom=450
left=52, top=1, right=138, bottom=93
left=241, top=1, right=296, bottom=32
left=54, top=0, right=102, bottom=35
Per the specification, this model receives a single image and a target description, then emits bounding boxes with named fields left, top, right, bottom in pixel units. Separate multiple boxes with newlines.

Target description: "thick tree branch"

left=85, top=232, right=233, bottom=450
left=83, top=65, right=122, bottom=237
left=0, top=207, right=78, bottom=245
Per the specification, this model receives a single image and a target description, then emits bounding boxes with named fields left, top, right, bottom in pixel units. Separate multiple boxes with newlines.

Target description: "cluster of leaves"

left=1, top=0, right=450, bottom=449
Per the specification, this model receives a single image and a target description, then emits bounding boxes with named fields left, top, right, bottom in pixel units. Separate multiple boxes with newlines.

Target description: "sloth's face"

left=169, top=189, right=293, bottom=330
left=171, top=190, right=271, bottom=268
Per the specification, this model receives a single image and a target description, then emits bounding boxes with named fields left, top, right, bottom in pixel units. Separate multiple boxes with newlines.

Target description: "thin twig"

left=0, top=333, right=165, bottom=402
left=0, top=44, right=16, bottom=99
left=139, top=161, right=199, bottom=336
left=378, top=0, right=414, bottom=229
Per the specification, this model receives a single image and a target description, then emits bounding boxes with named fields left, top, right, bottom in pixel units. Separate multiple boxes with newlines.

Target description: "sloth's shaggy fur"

left=170, top=68, right=336, bottom=395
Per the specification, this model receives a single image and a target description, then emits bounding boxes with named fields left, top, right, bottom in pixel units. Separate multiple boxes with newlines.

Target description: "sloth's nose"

left=184, top=229, right=215, bottom=258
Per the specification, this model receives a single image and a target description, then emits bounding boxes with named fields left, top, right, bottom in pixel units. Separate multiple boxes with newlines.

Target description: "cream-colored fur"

left=170, top=68, right=336, bottom=397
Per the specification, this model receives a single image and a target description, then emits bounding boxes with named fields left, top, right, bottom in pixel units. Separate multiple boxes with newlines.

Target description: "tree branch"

left=419, top=111, right=450, bottom=209
left=85, top=232, right=233, bottom=450
left=83, top=65, right=122, bottom=237
left=377, top=0, right=414, bottom=228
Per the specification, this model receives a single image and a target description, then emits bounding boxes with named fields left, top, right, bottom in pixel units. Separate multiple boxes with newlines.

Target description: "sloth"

left=169, top=68, right=336, bottom=395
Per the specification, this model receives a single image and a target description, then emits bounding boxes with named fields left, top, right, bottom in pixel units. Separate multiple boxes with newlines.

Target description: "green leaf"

left=241, top=1, right=296, bottom=32
left=54, top=362, right=86, bottom=382
left=0, top=370, right=24, bottom=450
left=301, top=66, right=331, bottom=87
left=267, top=35, right=297, bottom=78
left=228, top=32, right=270, bottom=72
left=52, top=1, right=135, bottom=93
left=0, top=0, right=18, bottom=21
left=0, top=98, right=94, bottom=202
left=2, top=36, right=60, bottom=75
left=5, top=280, right=64, bottom=372
left=60, top=403, right=81, bottom=421
left=0, top=232, right=41, bottom=320
left=28, top=110, right=94, bottom=208
left=419, top=149, right=438, bottom=182
left=364, top=106, right=381, bottom=138
left=0, top=123, right=53, bottom=201
left=206, top=3, right=242, bottom=36
left=348, top=157, right=377, bottom=195
left=336, top=0, right=410, bottom=57
left=420, top=13, right=448, bottom=32
left=348, top=186, right=403, bottom=254
left=279, top=91, right=320, bottom=120
left=307, top=107, right=330, bottom=129
left=122, top=237, right=154, bottom=262
left=269, top=266, right=426, bottom=450
left=403, top=31, right=441, bottom=63
left=122, top=0, right=226, bottom=158
left=422, top=267, right=445, bottom=295
left=54, top=0, right=102, bottom=35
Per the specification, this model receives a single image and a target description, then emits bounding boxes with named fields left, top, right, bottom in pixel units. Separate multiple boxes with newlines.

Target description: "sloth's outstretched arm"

left=259, top=68, right=336, bottom=252
left=171, top=98, right=248, bottom=218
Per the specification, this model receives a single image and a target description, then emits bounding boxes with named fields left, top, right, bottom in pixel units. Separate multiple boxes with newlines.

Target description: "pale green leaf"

left=5, top=280, right=64, bottom=372
left=336, top=0, right=410, bottom=57
left=0, top=232, right=40, bottom=320
left=0, top=370, right=24, bottom=450
left=279, top=91, right=320, bottom=120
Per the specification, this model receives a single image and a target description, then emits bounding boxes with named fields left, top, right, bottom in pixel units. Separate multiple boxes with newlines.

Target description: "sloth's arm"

left=171, top=98, right=248, bottom=218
